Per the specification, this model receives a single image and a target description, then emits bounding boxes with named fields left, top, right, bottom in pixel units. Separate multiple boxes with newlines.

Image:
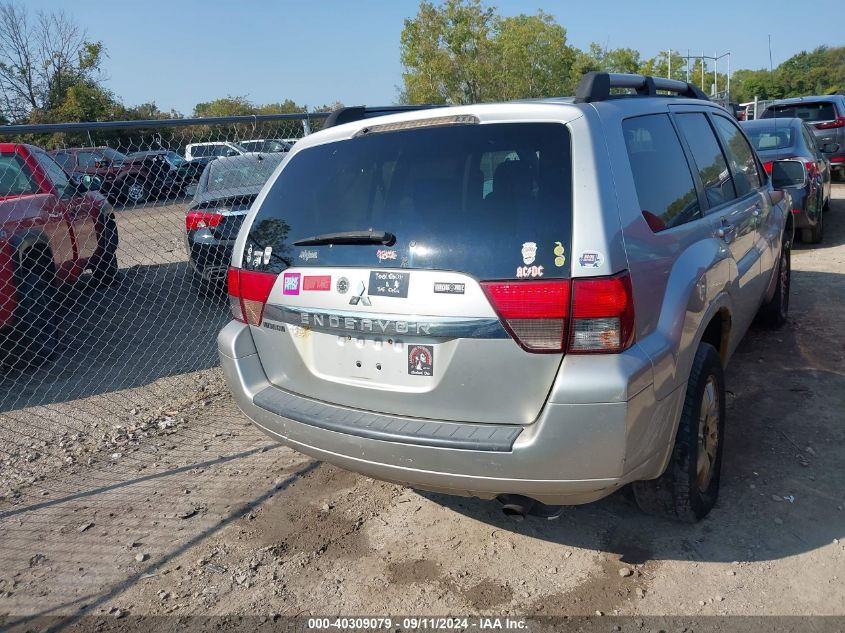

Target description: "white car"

left=184, top=142, right=248, bottom=161
left=238, top=139, right=293, bottom=153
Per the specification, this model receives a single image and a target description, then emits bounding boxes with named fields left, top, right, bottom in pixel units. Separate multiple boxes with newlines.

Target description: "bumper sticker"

left=369, top=270, right=410, bottom=298
left=516, top=265, right=544, bottom=278
left=521, top=241, right=538, bottom=265
left=434, top=282, right=465, bottom=294
left=283, top=272, right=301, bottom=295
left=303, top=275, right=331, bottom=291
left=408, top=345, right=434, bottom=377
left=578, top=251, right=604, bottom=268
left=553, top=241, right=566, bottom=267
left=336, top=277, right=350, bottom=294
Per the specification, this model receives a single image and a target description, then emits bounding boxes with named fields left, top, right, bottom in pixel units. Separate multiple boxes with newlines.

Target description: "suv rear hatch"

left=237, top=121, right=574, bottom=425
left=763, top=100, right=844, bottom=152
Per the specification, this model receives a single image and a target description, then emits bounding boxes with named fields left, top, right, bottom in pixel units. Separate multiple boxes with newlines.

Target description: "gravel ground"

left=1, top=187, right=844, bottom=631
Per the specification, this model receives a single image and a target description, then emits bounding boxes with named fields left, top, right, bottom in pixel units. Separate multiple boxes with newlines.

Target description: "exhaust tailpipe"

left=498, top=494, right=536, bottom=521
left=497, top=495, right=563, bottom=521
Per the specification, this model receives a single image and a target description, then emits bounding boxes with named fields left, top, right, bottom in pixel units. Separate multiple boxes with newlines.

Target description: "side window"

left=676, top=113, right=736, bottom=210
left=622, top=114, right=700, bottom=232
left=191, top=146, right=208, bottom=158
left=711, top=114, right=762, bottom=195
left=31, top=150, right=71, bottom=197
left=52, top=152, right=74, bottom=170
left=76, top=151, right=99, bottom=169
left=802, top=125, right=818, bottom=153
left=0, top=153, right=39, bottom=196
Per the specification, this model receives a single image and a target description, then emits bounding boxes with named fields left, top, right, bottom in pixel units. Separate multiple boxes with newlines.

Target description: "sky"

left=12, top=0, right=842, bottom=115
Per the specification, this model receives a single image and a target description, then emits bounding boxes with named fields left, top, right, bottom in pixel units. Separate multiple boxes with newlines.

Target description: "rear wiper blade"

left=293, top=230, right=396, bottom=247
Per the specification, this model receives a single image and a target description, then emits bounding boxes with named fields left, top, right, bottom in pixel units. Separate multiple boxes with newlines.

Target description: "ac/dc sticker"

left=408, top=345, right=434, bottom=377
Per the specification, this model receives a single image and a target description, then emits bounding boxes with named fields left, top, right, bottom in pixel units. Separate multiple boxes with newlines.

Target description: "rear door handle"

left=717, top=218, right=736, bottom=242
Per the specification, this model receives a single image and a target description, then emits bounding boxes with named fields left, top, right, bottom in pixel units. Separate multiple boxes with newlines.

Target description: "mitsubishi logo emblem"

left=349, top=280, right=371, bottom=306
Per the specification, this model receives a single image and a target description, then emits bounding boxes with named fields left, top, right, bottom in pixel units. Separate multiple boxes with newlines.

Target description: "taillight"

left=480, top=280, right=570, bottom=353
left=227, top=267, right=277, bottom=326
left=186, top=209, right=224, bottom=231
left=831, top=156, right=845, bottom=163
left=570, top=272, right=635, bottom=353
left=481, top=271, right=636, bottom=355
left=814, top=116, right=845, bottom=130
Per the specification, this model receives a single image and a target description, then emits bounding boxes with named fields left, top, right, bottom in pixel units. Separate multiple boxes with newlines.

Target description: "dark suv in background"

left=762, top=95, right=845, bottom=179
left=51, top=147, right=198, bottom=204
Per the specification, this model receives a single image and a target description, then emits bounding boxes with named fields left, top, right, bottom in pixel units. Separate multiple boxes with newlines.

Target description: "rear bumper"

left=219, top=321, right=682, bottom=505
left=186, top=235, right=234, bottom=281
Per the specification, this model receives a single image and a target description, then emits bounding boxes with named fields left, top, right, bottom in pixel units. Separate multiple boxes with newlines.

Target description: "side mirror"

left=821, top=142, right=840, bottom=154
left=770, top=159, right=807, bottom=189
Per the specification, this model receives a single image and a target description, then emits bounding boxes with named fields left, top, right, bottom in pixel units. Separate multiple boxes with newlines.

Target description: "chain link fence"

left=0, top=112, right=328, bottom=514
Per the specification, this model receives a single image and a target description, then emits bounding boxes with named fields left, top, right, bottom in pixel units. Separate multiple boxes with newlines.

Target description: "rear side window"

left=676, top=113, right=736, bottom=209
left=711, top=115, right=762, bottom=195
left=245, top=123, right=573, bottom=279
left=0, top=153, right=39, bottom=196
left=30, top=149, right=71, bottom=197
left=52, top=152, right=75, bottom=170
left=622, top=114, right=700, bottom=232
left=764, top=101, right=836, bottom=122
left=191, top=146, right=210, bottom=157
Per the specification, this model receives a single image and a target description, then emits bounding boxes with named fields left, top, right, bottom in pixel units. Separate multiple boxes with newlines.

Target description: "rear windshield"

left=745, top=126, right=794, bottom=151
left=243, top=122, right=572, bottom=279
left=763, top=102, right=836, bottom=122
left=205, top=154, right=284, bottom=192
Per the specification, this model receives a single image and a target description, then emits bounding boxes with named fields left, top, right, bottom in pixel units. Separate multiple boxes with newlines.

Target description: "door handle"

left=717, top=218, right=736, bottom=242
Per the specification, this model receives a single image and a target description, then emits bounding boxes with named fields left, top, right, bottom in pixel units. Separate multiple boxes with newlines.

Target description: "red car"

left=0, top=143, right=118, bottom=366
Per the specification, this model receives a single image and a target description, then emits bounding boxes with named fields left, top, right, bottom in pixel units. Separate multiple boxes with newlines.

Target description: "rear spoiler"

left=323, top=105, right=446, bottom=129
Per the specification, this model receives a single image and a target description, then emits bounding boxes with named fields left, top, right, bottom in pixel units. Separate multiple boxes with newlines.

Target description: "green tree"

left=400, top=0, right=498, bottom=104
left=489, top=12, right=575, bottom=100
left=0, top=2, right=107, bottom=123
left=193, top=95, right=256, bottom=118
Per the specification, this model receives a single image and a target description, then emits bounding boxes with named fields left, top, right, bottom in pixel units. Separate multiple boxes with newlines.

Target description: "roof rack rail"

left=575, top=72, right=709, bottom=103
left=323, top=104, right=446, bottom=129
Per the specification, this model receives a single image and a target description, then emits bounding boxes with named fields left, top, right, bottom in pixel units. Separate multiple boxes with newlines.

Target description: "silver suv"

left=219, top=73, right=796, bottom=522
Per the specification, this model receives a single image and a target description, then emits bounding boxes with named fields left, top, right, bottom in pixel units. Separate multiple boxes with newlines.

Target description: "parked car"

left=0, top=143, right=117, bottom=366
left=184, top=142, right=248, bottom=162
left=185, top=152, right=285, bottom=290
left=50, top=146, right=191, bottom=204
left=238, top=139, right=292, bottom=153
left=125, top=150, right=205, bottom=198
left=742, top=117, right=833, bottom=243
left=220, top=72, right=795, bottom=523
left=761, top=96, right=845, bottom=179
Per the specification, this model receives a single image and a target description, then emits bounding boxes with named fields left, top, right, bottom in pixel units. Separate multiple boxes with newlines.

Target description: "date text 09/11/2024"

left=306, top=616, right=528, bottom=630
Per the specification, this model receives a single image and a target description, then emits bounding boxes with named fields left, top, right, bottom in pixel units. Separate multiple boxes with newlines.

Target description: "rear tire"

left=91, top=215, right=119, bottom=285
left=632, top=343, right=725, bottom=523
left=803, top=209, right=824, bottom=244
left=2, top=264, right=59, bottom=369
left=757, top=234, right=791, bottom=328
left=123, top=181, right=148, bottom=205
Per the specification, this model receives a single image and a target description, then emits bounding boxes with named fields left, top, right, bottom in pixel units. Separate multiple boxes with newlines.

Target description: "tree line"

left=400, top=0, right=844, bottom=105
left=1, top=0, right=843, bottom=131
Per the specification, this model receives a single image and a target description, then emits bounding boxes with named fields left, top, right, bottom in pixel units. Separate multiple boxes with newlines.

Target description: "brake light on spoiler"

left=227, top=267, right=277, bottom=326
left=481, top=271, right=635, bottom=354
left=814, top=116, right=845, bottom=130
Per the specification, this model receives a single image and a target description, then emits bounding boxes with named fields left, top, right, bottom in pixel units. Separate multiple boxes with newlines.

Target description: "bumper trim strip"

left=252, top=386, right=522, bottom=452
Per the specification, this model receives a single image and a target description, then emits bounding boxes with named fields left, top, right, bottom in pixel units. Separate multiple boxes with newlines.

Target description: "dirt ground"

left=1, top=186, right=844, bottom=631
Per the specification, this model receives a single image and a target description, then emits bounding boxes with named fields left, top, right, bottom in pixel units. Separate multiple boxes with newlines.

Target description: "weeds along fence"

left=0, top=112, right=327, bottom=511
